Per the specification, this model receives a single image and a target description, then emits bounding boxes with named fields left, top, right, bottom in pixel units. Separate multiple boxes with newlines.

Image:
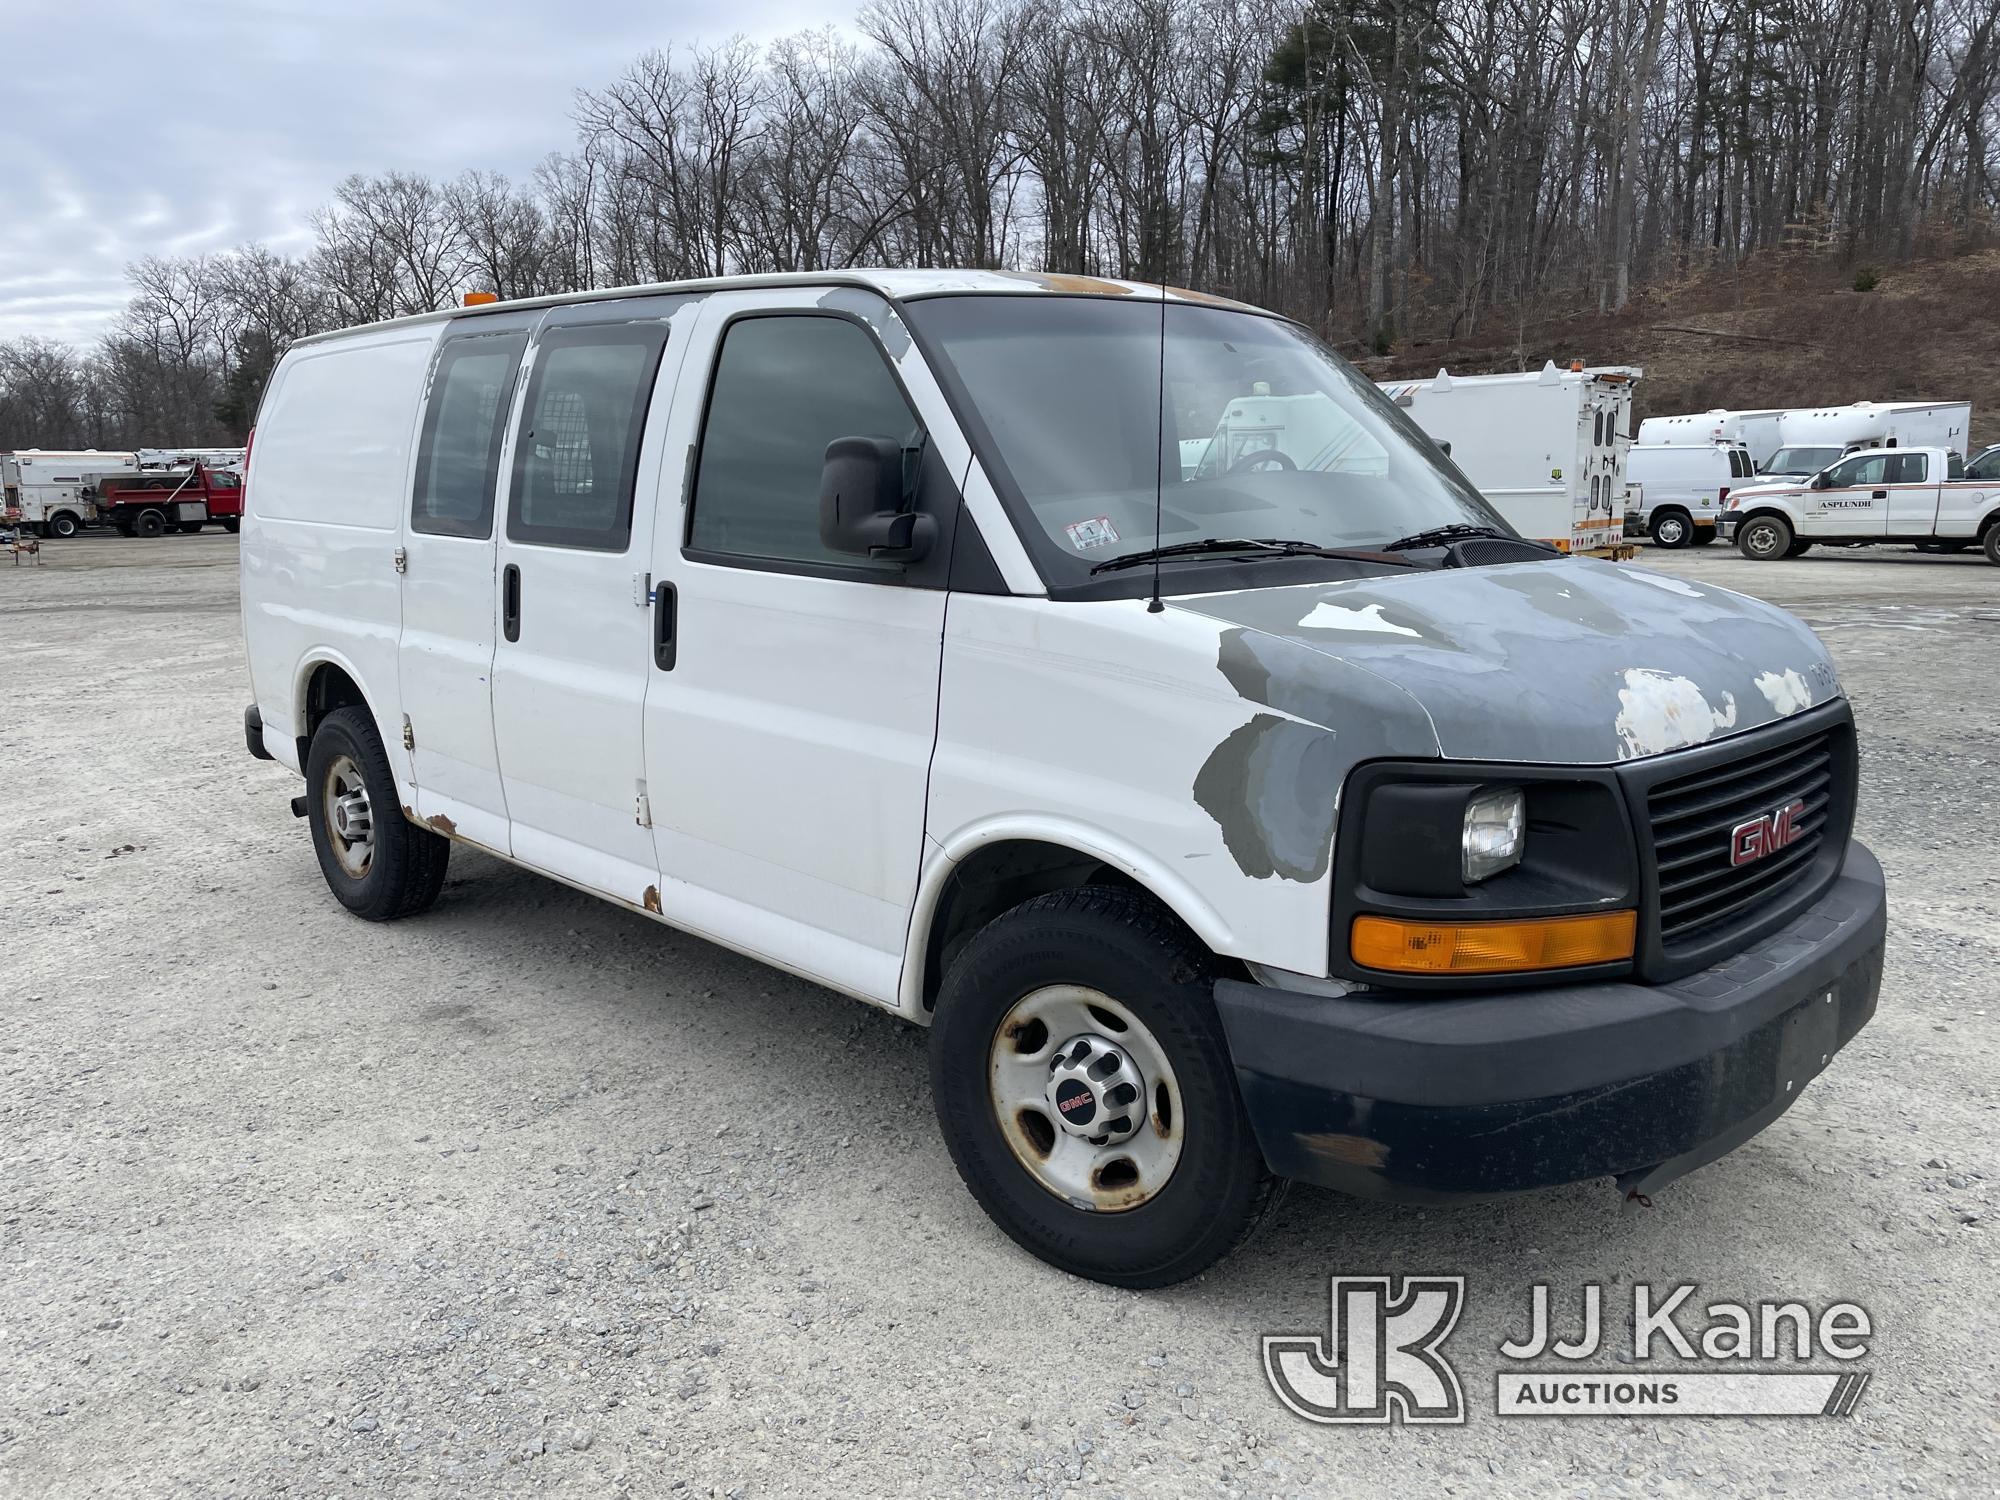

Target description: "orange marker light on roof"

left=463, top=291, right=499, bottom=306
left=1351, top=910, right=1636, bottom=975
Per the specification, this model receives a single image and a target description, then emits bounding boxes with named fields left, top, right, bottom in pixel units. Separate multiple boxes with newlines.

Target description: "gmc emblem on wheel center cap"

left=1729, top=799, right=1809, bottom=868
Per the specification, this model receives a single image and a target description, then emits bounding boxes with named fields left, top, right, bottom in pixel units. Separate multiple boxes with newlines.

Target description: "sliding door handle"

left=502, top=563, right=521, bottom=643
left=654, top=580, right=677, bottom=670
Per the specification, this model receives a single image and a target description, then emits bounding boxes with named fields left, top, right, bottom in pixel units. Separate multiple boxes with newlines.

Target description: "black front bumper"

left=1213, top=840, right=1885, bottom=1202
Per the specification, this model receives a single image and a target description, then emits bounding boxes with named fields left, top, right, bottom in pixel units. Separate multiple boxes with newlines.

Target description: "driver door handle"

left=1870, top=489, right=1888, bottom=499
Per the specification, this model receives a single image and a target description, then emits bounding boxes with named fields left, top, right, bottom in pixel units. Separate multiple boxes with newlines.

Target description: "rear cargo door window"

left=413, top=332, right=527, bottom=538
left=507, top=323, right=671, bottom=552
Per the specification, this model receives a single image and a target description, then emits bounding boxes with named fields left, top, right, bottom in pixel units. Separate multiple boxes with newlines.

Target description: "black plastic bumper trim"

left=244, top=704, right=274, bottom=761
left=1214, top=840, right=1885, bottom=1200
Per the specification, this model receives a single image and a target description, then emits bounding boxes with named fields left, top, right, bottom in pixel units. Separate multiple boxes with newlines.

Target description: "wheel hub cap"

left=1044, top=1034, right=1146, bottom=1145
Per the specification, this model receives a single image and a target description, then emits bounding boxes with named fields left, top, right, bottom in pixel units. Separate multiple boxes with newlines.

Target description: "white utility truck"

left=1720, top=446, right=2000, bottom=562
left=1375, top=363, right=1638, bottom=555
left=1637, top=409, right=1785, bottom=468
left=0, top=449, right=142, bottom=536
left=239, top=271, right=1885, bottom=1287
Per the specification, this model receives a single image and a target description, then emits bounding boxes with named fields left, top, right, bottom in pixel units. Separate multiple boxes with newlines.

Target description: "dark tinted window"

left=1885, top=452, right=1927, bottom=484
left=1968, top=448, right=2000, bottom=481
left=507, top=323, right=669, bottom=551
left=413, top=333, right=525, bottom=538
left=688, top=315, right=917, bottom=569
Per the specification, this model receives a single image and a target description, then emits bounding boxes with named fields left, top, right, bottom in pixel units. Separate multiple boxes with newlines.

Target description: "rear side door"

left=1801, top=451, right=1891, bottom=537
left=399, top=315, right=534, bottom=852
left=640, top=290, right=956, bottom=1004
left=1884, top=451, right=1940, bottom=534
left=490, top=297, right=693, bottom=899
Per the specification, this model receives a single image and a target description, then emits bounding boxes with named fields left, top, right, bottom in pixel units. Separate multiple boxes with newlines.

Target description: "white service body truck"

left=0, top=449, right=141, bottom=536
left=1720, top=446, right=2000, bottom=562
left=238, top=271, right=1884, bottom=1287
left=1636, top=409, right=1785, bottom=467
left=1375, top=363, right=1637, bottom=554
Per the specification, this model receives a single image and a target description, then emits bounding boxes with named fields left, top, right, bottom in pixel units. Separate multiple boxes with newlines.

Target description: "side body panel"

left=242, top=326, right=440, bottom=780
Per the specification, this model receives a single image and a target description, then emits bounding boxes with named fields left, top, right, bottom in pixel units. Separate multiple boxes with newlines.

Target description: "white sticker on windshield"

left=1065, top=516, right=1121, bottom=551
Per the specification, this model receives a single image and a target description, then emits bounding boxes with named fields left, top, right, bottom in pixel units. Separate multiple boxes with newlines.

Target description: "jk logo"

left=1263, top=1276, right=1466, bottom=1424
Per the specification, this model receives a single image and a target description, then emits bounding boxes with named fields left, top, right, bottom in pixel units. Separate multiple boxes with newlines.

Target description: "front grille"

left=1646, top=726, right=1839, bottom=942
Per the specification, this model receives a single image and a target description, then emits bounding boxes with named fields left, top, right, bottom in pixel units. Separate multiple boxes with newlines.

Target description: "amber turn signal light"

left=1351, top=910, right=1636, bottom=975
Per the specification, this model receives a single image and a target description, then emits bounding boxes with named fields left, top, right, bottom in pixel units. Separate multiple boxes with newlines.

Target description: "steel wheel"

left=321, top=753, right=374, bottom=879
left=988, top=985, right=1184, bottom=1213
left=1651, top=512, right=1689, bottom=547
left=1739, top=516, right=1790, bottom=560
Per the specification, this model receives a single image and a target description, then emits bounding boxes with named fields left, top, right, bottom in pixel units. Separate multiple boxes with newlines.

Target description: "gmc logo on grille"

left=1729, top=799, right=1809, bottom=867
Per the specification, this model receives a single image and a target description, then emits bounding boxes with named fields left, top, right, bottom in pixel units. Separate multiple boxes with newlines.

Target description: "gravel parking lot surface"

left=2, top=533, right=1995, bottom=1498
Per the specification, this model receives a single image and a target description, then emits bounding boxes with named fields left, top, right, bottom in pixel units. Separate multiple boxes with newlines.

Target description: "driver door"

left=1804, top=451, right=1890, bottom=538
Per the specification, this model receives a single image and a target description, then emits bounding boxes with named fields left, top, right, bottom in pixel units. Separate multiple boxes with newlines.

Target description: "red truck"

left=96, top=463, right=244, bottom=537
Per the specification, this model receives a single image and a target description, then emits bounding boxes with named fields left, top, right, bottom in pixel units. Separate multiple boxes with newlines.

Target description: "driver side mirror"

left=1811, top=472, right=1832, bottom=489
left=819, top=435, right=935, bottom=562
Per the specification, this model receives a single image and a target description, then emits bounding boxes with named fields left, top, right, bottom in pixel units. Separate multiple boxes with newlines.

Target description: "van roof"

left=289, top=269, right=1265, bottom=348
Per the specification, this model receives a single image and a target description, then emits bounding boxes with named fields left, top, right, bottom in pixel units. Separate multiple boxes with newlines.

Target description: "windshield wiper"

left=1382, top=523, right=1522, bottom=552
left=1090, top=537, right=1416, bottom=575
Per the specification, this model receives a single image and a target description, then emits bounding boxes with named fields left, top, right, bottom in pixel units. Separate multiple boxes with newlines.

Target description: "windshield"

left=1762, top=446, right=1841, bottom=475
left=904, top=296, right=1505, bottom=585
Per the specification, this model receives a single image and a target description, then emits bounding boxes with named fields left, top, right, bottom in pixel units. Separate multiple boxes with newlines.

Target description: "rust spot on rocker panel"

left=427, top=813, right=458, bottom=837
left=642, top=885, right=662, bottom=914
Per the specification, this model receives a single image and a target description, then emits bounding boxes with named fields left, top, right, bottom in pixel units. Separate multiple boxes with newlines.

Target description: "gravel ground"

left=2, top=532, right=1994, bottom=1498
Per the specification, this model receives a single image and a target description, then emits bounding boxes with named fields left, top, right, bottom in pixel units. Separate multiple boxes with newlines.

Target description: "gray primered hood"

left=1173, top=557, right=1841, bottom=766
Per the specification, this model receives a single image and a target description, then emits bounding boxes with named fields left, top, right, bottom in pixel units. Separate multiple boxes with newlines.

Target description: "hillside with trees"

left=4, top=0, right=1997, bottom=450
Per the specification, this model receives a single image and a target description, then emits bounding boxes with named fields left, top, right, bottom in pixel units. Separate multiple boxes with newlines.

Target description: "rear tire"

left=1649, top=510, right=1692, bottom=548
left=928, top=885, right=1281, bottom=1287
left=1690, top=527, right=1718, bottom=547
left=1983, top=524, right=2000, bottom=567
left=305, top=705, right=450, bottom=921
left=1737, top=513, right=1793, bottom=560
left=133, top=509, right=166, bottom=538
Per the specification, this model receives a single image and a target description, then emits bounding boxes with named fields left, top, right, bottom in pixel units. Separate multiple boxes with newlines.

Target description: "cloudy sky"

left=0, top=0, right=851, bottom=347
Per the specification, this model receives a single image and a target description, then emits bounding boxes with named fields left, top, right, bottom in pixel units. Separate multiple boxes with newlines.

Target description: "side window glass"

left=1889, top=453, right=1926, bottom=484
left=507, top=323, right=670, bottom=552
left=688, top=315, right=919, bottom=571
left=413, top=333, right=526, bottom=538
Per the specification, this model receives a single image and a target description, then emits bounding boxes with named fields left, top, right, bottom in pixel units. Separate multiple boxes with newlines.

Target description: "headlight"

left=1462, top=786, right=1525, bottom=882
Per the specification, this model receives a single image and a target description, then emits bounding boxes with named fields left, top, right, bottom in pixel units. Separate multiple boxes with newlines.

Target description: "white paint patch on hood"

left=1618, top=567, right=1705, bottom=599
left=1754, top=667, right=1815, bottom=716
left=1298, top=601, right=1422, bottom=637
left=1615, top=668, right=1740, bottom=760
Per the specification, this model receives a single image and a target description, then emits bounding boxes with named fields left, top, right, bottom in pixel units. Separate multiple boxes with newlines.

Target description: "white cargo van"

left=241, top=271, right=1885, bottom=1286
left=1622, top=442, right=1755, bottom=546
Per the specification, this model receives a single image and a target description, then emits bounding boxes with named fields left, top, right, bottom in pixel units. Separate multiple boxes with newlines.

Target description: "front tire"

left=1649, top=510, right=1692, bottom=548
left=305, top=705, right=449, bottom=921
left=928, top=885, right=1280, bottom=1287
left=1737, top=513, right=1793, bottom=560
left=49, top=512, right=79, bottom=539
